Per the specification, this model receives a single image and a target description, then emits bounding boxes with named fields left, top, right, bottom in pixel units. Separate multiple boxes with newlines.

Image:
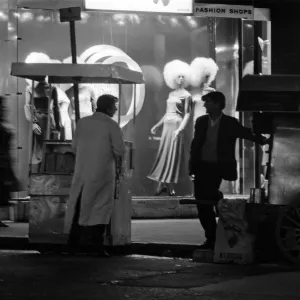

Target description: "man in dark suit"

left=189, top=91, right=268, bottom=249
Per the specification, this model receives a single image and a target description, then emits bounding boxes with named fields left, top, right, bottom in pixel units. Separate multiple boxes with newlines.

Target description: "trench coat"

left=64, top=112, right=126, bottom=234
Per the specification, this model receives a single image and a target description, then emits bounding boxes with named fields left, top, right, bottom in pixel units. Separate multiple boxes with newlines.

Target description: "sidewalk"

left=0, top=250, right=299, bottom=300
left=0, top=219, right=204, bottom=257
left=0, top=219, right=204, bottom=244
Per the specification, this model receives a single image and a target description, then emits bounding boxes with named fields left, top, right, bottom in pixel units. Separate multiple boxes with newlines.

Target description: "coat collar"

left=92, top=112, right=112, bottom=120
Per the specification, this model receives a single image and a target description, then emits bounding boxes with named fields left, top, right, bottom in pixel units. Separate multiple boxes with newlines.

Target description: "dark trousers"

left=194, top=161, right=223, bottom=244
left=68, top=191, right=106, bottom=252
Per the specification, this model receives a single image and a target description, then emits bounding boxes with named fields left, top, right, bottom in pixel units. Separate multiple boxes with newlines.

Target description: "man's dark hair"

left=202, top=91, right=226, bottom=110
left=96, top=94, right=118, bottom=114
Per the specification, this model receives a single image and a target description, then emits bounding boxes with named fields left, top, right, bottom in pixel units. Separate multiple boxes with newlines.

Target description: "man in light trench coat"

left=64, top=94, right=126, bottom=257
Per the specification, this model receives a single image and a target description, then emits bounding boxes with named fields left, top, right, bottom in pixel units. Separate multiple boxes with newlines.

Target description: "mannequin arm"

left=24, top=89, right=42, bottom=135
left=150, top=115, right=165, bottom=135
left=153, top=115, right=165, bottom=129
left=24, top=90, right=34, bottom=122
left=177, top=96, right=192, bottom=132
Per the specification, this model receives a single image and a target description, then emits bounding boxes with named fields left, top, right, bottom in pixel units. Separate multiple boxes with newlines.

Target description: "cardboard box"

left=213, top=219, right=255, bottom=264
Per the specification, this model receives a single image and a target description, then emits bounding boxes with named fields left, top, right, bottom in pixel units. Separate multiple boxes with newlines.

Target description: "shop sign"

left=194, top=4, right=254, bottom=19
left=84, top=0, right=193, bottom=14
left=16, top=0, right=82, bottom=9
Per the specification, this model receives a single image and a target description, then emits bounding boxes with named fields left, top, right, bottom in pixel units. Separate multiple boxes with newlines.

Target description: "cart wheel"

left=275, top=205, right=300, bottom=264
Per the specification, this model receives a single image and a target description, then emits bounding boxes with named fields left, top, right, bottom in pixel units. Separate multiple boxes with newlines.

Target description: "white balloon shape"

left=81, top=45, right=145, bottom=129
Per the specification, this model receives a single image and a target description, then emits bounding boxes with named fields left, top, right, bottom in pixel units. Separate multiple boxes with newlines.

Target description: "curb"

left=0, top=236, right=198, bottom=258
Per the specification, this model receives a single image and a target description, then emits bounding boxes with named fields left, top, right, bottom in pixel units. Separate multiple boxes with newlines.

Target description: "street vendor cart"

left=10, top=61, right=144, bottom=247
left=235, top=74, right=300, bottom=264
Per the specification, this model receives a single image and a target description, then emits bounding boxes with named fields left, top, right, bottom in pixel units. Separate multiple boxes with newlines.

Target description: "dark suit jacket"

left=189, top=114, right=262, bottom=181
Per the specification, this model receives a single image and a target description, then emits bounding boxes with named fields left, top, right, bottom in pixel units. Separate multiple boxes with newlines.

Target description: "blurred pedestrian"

left=64, top=94, right=125, bottom=257
left=0, top=96, right=20, bottom=227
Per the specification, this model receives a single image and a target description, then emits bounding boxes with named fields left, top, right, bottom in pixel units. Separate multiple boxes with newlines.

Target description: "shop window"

left=5, top=9, right=268, bottom=197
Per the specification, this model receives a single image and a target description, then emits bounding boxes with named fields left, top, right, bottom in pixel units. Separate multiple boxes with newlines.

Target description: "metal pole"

left=118, top=82, right=121, bottom=125
left=133, top=85, right=136, bottom=125
left=69, top=20, right=80, bottom=124
left=238, top=19, right=245, bottom=194
left=253, top=21, right=263, bottom=189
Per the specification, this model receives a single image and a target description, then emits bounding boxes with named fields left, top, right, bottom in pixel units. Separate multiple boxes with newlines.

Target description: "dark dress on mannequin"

left=27, top=83, right=52, bottom=167
left=148, top=93, right=192, bottom=184
left=27, top=83, right=60, bottom=171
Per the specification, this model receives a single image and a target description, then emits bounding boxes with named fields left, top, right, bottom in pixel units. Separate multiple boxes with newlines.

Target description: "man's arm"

left=234, top=118, right=267, bottom=145
left=111, top=122, right=126, bottom=178
left=111, top=122, right=126, bottom=158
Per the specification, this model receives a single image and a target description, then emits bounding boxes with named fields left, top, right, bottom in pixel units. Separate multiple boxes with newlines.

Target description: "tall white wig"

left=25, top=52, right=51, bottom=86
left=163, top=59, right=191, bottom=89
left=190, top=57, right=219, bottom=88
left=25, top=52, right=51, bottom=64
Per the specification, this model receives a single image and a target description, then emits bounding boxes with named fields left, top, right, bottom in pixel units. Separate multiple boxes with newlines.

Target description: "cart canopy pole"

left=59, top=7, right=82, bottom=124
left=118, top=82, right=121, bottom=125
left=70, top=21, right=80, bottom=124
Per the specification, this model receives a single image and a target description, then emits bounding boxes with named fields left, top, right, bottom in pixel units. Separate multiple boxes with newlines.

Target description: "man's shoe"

left=154, top=185, right=168, bottom=196
left=0, top=221, right=9, bottom=228
left=198, top=240, right=214, bottom=250
left=97, top=249, right=111, bottom=258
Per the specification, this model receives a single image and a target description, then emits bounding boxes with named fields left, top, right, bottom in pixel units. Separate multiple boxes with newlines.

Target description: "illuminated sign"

left=194, top=4, right=254, bottom=19
left=84, top=0, right=193, bottom=14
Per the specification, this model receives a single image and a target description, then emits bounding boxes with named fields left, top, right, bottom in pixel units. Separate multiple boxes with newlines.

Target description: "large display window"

left=2, top=7, right=270, bottom=198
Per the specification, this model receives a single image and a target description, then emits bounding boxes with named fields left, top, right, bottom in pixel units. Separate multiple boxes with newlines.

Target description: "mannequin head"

left=163, top=60, right=190, bottom=90
left=190, top=57, right=219, bottom=89
left=25, top=52, right=52, bottom=88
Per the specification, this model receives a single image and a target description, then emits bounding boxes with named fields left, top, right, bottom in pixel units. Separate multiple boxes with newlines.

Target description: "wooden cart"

left=11, top=61, right=144, bottom=248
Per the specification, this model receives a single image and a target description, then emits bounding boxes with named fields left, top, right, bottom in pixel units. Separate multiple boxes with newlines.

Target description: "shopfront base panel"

left=29, top=196, right=68, bottom=244
left=29, top=184, right=132, bottom=246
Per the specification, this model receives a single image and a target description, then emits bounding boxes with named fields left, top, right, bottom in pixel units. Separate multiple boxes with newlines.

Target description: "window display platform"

left=132, top=195, right=249, bottom=218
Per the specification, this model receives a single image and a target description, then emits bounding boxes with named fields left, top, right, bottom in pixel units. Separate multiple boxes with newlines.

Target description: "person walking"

left=64, top=94, right=126, bottom=256
left=0, top=96, right=21, bottom=227
left=189, top=91, right=268, bottom=249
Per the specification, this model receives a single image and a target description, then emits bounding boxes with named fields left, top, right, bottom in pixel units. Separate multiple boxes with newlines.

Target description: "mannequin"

left=190, top=57, right=219, bottom=125
left=51, top=86, right=72, bottom=140
left=148, top=60, right=192, bottom=196
left=25, top=79, right=54, bottom=169
left=24, top=53, right=72, bottom=171
left=50, top=59, right=72, bottom=140
left=66, top=84, right=96, bottom=135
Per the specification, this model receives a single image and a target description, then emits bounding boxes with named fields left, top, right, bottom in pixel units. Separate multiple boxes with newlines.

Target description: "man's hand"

left=32, top=123, right=42, bottom=135
left=259, top=135, right=271, bottom=145
left=261, top=137, right=271, bottom=145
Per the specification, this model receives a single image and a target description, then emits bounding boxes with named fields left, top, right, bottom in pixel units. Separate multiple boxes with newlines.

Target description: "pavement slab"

left=0, top=250, right=299, bottom=300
